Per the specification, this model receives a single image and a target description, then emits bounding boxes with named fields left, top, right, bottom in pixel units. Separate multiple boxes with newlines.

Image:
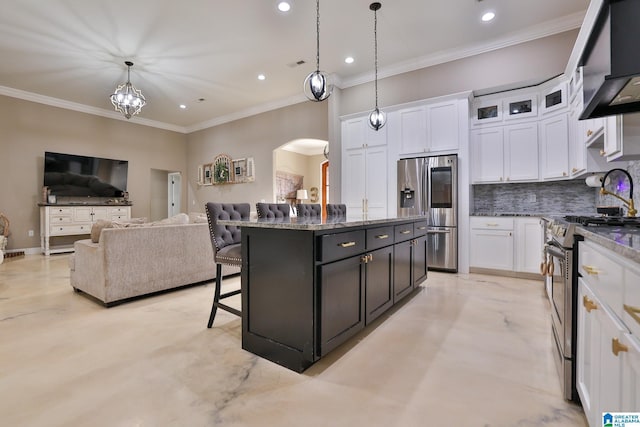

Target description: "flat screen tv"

left=44, top=152, right=128, bottom=197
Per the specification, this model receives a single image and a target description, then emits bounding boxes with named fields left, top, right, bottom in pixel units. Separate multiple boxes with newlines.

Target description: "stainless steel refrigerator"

left=397, top=154, right=457, bottom=272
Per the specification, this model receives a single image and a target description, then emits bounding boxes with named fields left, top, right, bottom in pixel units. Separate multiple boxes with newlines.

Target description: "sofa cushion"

left=90, top=217, right=149, bottom=243
left=149, top=213, right=190, bottom=226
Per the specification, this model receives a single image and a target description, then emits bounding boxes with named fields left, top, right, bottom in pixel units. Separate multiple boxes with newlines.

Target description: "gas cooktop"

left=547, top=215, right=640, bottom=248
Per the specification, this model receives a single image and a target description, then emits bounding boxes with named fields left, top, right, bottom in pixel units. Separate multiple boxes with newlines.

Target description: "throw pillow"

left=90, top=220, right=112, bottom=243
left=149, top=213, right=190, bottom=226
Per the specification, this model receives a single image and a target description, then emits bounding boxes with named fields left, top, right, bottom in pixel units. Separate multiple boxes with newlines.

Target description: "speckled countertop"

left=219, top=215, right=427, bottom=231
left=576, top=226, right=640, bottom=264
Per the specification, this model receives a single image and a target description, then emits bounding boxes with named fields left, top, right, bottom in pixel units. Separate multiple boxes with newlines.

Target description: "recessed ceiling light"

left=179, top=104, right=187, bottom=109
left=345, top=56, right=354, bottom=64
left=258, top=74, right=266, bottom=81
left=277, top=1, right=291, bottom=12
left=481, top=11, right=495, bottom=22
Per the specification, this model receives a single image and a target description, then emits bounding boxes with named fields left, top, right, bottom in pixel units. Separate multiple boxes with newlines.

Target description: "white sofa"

left=69, top=221, right=238, bottom=306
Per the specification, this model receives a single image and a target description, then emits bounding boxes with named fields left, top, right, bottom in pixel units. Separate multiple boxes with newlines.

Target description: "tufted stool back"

left=326, top=203, right=347, bottom=217
left=296, top=203, right=322, bottom=218
left=205, top=202, right=250, bottom=266
left=256, top=203, right=291, bottom=219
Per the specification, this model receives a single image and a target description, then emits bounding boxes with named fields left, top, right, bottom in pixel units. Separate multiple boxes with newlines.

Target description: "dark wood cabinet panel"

left=365, top=245, right=394, bottom=324
left=394, top=239, right=413, bottom=302
left=413, top=235, right=428, bottom=286
left=319, top=255, right=365, bottom=356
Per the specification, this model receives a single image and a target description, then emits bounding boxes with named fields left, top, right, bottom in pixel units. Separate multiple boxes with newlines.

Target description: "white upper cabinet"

left=398, top=106, right=427, bottom=154
left=343, top=116, right=387, bottom=151
left=503, top=93, right=538, bottom=122
left=427, top=100, right=460, bottom=152
left=471, top=127, right=504, bottom=183
left=539, top=79, right=568, bottom=116
left=396, top=96, right=466, bottom=156
left=504, top=122, right=539, bottom=182
left=539, top=113, right=570, bottom=180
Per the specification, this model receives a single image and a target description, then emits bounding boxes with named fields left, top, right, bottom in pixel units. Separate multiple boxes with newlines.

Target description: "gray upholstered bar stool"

left=205, top=202, right=250, bottom=328
left=296, top=203, right=322, bottom=218
left=326, top=203, right=347, bottom=217
left=255, top=203, right=291, bottom=219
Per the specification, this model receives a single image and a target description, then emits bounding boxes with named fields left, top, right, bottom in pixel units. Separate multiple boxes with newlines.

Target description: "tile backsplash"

left=473, top=179, right=597, bottom=215
left=473, top=161, right=640, bottom=216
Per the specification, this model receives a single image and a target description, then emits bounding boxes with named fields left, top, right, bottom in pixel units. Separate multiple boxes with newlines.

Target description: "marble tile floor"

left=0, top=254, right=588, bottom=427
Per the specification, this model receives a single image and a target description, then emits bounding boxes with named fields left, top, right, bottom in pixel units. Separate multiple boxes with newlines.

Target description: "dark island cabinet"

left=239, top=217, right=427, bottom=372
left=319, top=255, right=365, bottom=356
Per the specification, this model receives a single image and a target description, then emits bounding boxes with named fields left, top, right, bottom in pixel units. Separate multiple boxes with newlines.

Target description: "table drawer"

left=50, top=207, right=73, bottom=216
left=394, top=223, right=414, bottom=242
left=318, top=230, right=365, bottom=263
left=109, top=207, right=129, bottom=214
left=111, top=214, right=129, bottom=221
left=366, top=226, right=393, bottom=251
left=50, top=215, right=73, bottom=224
left=414, top=221, right=428, bottom=236
left=50, top=224, right=91, bottom=236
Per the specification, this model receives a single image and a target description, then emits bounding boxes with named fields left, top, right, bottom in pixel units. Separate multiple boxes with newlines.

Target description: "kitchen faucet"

left=600, top=168, right=637, bottom=217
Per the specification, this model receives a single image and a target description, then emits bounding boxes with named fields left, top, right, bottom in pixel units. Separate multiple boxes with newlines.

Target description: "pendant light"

left=368, top=2, right=386, bottom=131
left=110, top=61, right=146, bottom=119
left=303, top=0, right=332, bottom=101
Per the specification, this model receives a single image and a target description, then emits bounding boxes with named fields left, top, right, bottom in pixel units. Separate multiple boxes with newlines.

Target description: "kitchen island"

left=218, top=215, right=429, bottom=372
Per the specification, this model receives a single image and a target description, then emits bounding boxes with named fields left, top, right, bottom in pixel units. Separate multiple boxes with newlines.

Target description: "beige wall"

left=339, top=30, right=579, bottom=117
left=0, top=96, right=187, bottom=250
left=1, top=30, right=578, bottom=251
left=186, top=101, right=328, bottom=213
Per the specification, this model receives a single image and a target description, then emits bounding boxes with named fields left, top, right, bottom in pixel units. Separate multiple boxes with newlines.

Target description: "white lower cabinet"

left=577, top=239, right=640, bottom=426
left=470, top=217, right=542, bottom=274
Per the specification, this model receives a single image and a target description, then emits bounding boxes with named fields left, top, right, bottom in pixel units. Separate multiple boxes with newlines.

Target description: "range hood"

left=580, top=0, right=640, bottom=120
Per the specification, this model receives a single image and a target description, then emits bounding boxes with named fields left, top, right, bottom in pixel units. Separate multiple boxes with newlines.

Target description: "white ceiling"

left=0, top=0, right=589, bottom=133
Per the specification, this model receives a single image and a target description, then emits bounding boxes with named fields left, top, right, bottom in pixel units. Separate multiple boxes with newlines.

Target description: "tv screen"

left=44, top=152, right=128, bottom=197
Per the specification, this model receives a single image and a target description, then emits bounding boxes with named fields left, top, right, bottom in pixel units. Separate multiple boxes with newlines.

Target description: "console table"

left=39, top=204, right=131, bottom=255
left=219, top=215, right=428, bottom=372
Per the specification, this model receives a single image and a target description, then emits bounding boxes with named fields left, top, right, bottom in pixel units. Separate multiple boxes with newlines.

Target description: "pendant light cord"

left=315, top=0, right=320, bottom=72
left=373, top=6, right=379, bottom=109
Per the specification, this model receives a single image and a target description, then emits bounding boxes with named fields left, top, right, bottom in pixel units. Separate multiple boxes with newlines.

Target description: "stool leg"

left=207, top=264, right=223, bottom=328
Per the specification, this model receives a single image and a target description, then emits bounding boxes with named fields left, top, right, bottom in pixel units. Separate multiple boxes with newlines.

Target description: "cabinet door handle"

left=612, top=337, right=629, bottom=357
left=368, top=254, right=373, bottom=262
left=583, top=295, right=598, bottom=313
left=624, top=304, right=640, bottom=325
left=416, top=226, right=426, bottom=230
left=375, top=234, right=389, bottom=239
left=339, top=241, right=356, bottom=248
left=399, top=230, right=411, bottom=235
left=486, top=223, right=499, bottom=227
left=361, top=255, right=369, bottom=263
left=582, top=265, right=599, bottom=275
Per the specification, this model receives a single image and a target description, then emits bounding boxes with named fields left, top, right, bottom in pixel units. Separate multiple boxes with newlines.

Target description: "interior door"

left=168, top=172, right=181, bottom=217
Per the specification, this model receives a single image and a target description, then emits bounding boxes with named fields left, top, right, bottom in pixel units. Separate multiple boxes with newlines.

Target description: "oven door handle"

left=545, top=244, right=565, bottom=259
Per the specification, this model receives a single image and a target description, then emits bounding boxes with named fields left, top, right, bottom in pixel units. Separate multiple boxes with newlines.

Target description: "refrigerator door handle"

left=427, top=229, right=452, bottom=234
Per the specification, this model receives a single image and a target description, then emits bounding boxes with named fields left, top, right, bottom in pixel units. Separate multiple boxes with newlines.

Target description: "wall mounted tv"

left=44, top=152, right=128, bottom=197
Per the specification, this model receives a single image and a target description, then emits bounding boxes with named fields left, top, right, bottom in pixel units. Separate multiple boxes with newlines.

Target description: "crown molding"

left=0, top=85, right=188, bottom=133
left=339, top=11, right=586, bottom=89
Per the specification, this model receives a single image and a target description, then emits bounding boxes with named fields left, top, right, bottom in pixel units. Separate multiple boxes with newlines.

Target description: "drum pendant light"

left=368, top=2, right=386, bottom=130
left=303, top=0, right=332, bottom=101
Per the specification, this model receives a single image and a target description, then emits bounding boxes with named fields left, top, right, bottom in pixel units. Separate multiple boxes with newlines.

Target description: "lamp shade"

left=297, top=189, right=309, bottom=200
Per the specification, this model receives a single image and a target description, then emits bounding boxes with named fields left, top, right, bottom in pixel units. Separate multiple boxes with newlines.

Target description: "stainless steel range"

left=544, top=214, right=640, bottom=402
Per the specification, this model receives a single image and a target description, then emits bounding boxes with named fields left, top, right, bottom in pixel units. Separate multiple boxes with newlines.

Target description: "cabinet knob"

left=587, top=129, right=593, bottom=137
left=562, top=172, right=567, bottom=177
left=572, top=168, right=578, bottom=173
left=583, top=295, right=598, bottom=312
left=612, top=337, right=629, bottom=357
left=600, top=149, right=606, bottom=156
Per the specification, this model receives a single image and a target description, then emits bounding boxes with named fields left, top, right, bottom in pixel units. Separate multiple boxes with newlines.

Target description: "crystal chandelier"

left=368, top=2, right=386, bottom=131
left=303, top=0, right=332, bottom=101
left=110, top=61, right=146, bottom=119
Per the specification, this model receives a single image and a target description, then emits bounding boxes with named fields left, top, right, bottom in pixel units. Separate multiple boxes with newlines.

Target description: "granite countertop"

left=38, top=202, right=132, bottom=207
left=577, top=226, right=640, bottom=264
left=218, top=215, right=427, bottom=231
